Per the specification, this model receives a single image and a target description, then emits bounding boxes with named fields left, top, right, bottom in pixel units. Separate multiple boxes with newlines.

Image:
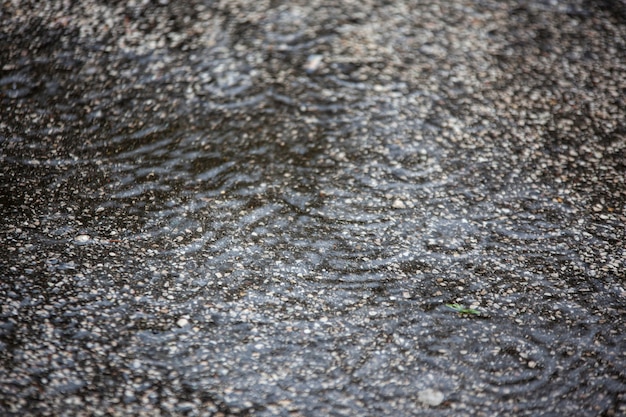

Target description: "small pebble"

left=304, top=54, right=324, bottom=74
left=74, top=235, right=91, bottom=244
left=392, top=199, right=406, bottom=209
left=418, top=389, right=444, bottom=407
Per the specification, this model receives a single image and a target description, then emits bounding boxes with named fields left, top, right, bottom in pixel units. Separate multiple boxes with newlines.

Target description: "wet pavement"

left=1, top=0, right=625, bottom=415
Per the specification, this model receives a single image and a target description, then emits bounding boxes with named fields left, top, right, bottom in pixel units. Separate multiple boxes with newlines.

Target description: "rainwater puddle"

left=1, top=1, right=624, bottom=416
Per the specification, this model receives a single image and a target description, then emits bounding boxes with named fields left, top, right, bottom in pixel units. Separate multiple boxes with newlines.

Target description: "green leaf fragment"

left=445, top=303, right=480, bottom=315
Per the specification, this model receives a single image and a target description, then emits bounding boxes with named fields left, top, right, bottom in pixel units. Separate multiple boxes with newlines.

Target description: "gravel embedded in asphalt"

left=1, top=1, right=625, bottom=416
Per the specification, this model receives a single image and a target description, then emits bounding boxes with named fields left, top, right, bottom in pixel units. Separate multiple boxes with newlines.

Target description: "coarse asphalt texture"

left=1, top=0, right=625, bottom=416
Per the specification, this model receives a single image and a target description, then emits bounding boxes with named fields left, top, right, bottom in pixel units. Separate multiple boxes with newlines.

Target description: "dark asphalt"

left=1, top=1, right=625, bottom=416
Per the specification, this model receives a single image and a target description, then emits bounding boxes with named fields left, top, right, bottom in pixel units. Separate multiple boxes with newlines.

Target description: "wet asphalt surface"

left=1, top=0, right=626, bottom=416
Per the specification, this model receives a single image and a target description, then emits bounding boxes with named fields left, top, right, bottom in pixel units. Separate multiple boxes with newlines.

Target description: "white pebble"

left=392, top=199, right=406, bottom=209
left=418, top=389, right=444, bottom=407
left=74, top=234, right=91, bottom=243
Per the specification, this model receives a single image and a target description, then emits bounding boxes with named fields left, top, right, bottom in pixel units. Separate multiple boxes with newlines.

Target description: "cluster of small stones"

left=1, top=0, right=625, bottom=416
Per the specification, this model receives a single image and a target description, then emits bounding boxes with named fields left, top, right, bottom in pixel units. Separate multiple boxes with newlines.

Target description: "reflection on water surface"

left=1, top=0, right=624, bottom=415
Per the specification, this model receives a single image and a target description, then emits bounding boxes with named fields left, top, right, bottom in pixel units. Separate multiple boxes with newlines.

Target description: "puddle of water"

left=1, top=0, right=625, bottom=415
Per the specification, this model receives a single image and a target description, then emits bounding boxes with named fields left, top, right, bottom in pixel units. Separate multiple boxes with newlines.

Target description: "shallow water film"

left=1, top=0, right=625, bottom=415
